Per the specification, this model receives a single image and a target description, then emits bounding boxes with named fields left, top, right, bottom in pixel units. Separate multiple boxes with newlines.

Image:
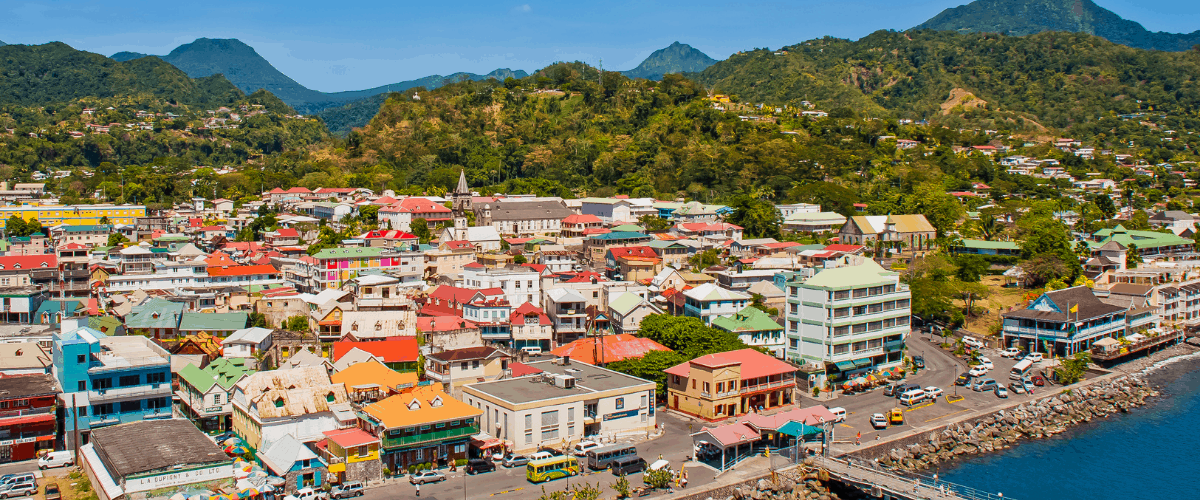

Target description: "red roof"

left=0, top=255, right=56, bottom=269
left=509, top=303, right=550, bottom=326
left=675, top=222, right=742, bottom=232
left=416, top=316, right=479, bottom=332
left=206, top=264, right=278, bottom=277
left=273, top=228, right=299, bottom=238
left=199, top=225, right=225, bottom=231
left=565, top=271, right=605, bottom=283
left=360, top=229, right=417, bottom=241
left=822, top=244, right=865, bottom=253
left=697, top=422, right=760, bottom=447
left=332, top=339, right=419, bottom=363
left=372, top=196, right=399, bottom=205
left=386, top=197, right=451, bottom=214
left=507, top=362, right=543, bottom=377
left=549, top=334, right=672, bottom=365
left=316, top=187, right=357, bottom=194
left=323, top=428, right=380, bottom=448
left=188, top=218, right=203, bottom=228
left=664, top=348, right=794, bottom=380
left=761, top=242, right=801, bottom=250
left=608, top=246, right=658, bottom=260
left=444, top=240, right=473, bottom=250
left=204, top=252, right=237, bottom=267
left=562, top=214, right=602, bottom=225
left=521, top=263, right=547, bottom=274
left=581, top=227, right=611, bottom=235
left=286, top=187, right=312, bottom=194
left=427, top=285, right=504, bottom=308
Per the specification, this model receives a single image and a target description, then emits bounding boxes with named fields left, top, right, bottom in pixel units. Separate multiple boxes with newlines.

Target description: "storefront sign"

left=602, top=409, right=639, bottom=421
left=125, top=464, right=233, bottom=493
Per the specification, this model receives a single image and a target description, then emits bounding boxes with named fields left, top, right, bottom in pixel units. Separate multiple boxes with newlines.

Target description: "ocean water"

left=937, top=359, right=1200, bottom=499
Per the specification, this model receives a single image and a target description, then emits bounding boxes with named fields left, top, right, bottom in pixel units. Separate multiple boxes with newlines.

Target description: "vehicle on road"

left=1010, top=359, right=1034, bottom=380
left=466, top=458, right=496, bottom=474
left=899, top=389, right=926, bottom=406
left=283, top=488, right=326, bottom=500
left=521, top=346, right=544, bottom=356
left=643, top=460, right=672, bottom=485
left=1031, top=374, right=1047, bottom=386
left=0, top=476, right=34, bottom=487
left=609, top=455, right=647, bottom=476
left=38, top=451, right=73, bottom=469
left=893, top=383, right=921, bottom=398
left=527, top=456, right=580, bottom=483
left=586, top=444, right=637, bottom=470
left=1008, top=381, right=1026, bottom=394
left=43, top=484, right=60, bottom=500
left=530, top=451, right=555, bottom=461
left=827, top=407, right=846, bottom=423
left=870, top=413, right=888, bottom=429
left=912, top=356, right=925, bottom=369
left=883, top=384, right=899, bottom=397
left=973, top=378, right=998, bottom=392
left=1000, top=347, right=1020, bottom=358
left=962, top=336, right=983, bottom=349
left=955, top=373, right=971, bottom=386
left=1022, top=379, right=1037, bottom=393
left=995, top=386, right=1009, bottom=399
left=979, top=357, right=994, bottom=370
left=502, top=455, right=530, bottom=468
left=888, top=408, right=904, bottom=425
left=0, top=481, right=36, bottom=499
left=968, top=366, right=988, bottom=377
left=1024, top=353, right=1044, bottom=363
left=572, top=440, right=601, bottom=457
left=409, top=471, right=447, bottom=485
left=329, top=482, right=364, bottom=499
left=924, top=386, right=943, bottom=399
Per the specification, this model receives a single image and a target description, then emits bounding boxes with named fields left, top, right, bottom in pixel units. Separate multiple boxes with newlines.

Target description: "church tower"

left=451, top=169, right=473, bottom=218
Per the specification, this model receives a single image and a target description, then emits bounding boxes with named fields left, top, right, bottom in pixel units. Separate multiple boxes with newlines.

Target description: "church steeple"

left=455, top=169, right=470, bottom=196
left=452, top=169, right=473, bottom=217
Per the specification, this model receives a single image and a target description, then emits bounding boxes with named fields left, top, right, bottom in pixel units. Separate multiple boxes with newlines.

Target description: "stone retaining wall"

left=670, top=462, right=863, bottom=500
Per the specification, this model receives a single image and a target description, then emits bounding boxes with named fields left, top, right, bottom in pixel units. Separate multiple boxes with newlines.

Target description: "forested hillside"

left=696, top=31, right=1200, bottom=128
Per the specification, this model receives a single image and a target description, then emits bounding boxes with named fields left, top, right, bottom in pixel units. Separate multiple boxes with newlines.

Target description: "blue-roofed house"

left=258, top=433, right=328, bottom=494
left=123, top=298, right=186, bottom=339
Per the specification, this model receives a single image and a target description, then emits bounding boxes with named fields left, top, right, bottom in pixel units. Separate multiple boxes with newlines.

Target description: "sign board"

left=602, top=409, right=639, bottom=421
left=124, top=464, right=233, bottom=493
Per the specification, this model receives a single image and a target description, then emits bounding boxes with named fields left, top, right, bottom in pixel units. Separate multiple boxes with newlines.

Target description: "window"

left=436, top=422, right=445, bottom=429
left=119, top=375, right=139, bottom=387
left=472, top=360, right=479, bottom=369
left=147, top=398, right=167, bottom=409
left=461, top=362, right=469, bottom=370
left=77, top=355, right=86, bottom=364
left=716, top=382, right=723, bottom=393
left=94, top=378, right=112, bottom=390
left=94, top=403, right=113, bottom=415
left=525, top=431, right=533, bottom=444
left=524, top=414, right=532, bottom=431
left=77, top=381, right=86, bottom=391
left=213, top=393, right=223, bottom=405
left=77, top=407, right=86, bottom=417
left=691, top=380, right=696, bottom=389
left=147, top=372, right=166, bottom=384
left=641, top=395, right=648, bottom=408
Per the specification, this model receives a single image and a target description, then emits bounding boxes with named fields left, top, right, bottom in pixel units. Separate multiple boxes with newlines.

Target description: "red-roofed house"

left=822, top=244, right=865, bottom=256
left=0, top=255, right=57, bottom=291
left=415, top=316, right=483, bottom=349
left=549, top=334, right=671, bottom=366
left=424, top=241, right=477, bottom=279
left=332, top=339, right=419, bottom=372
left=380, top=198, right=453, bottom=232
left=665, top=348, right=797, bottom=420
left=267, top=186, right=312, bottom=202
left=421, top=286, right=505, bottom=317
left=264, top=228, right=300, bottom=246
left=670, top=222, right=743, bottom=241
left=605, top=246, right=662, bottom=282
left=509, top=303, right=551, bottom=352
left=561, top=214, right=604, bottom=238
left=358, top=230, right=418, bottom=249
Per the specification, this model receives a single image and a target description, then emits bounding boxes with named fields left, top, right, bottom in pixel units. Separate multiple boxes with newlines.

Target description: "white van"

left=827, top=407, right=847, bottom=423
left=1010, top=359, right=1034, bottom=380
left=899, top=389, right=926, bottom=406
left=521, top=346, right=543, bottom=356
left=38, top=451, right=73, bottom=469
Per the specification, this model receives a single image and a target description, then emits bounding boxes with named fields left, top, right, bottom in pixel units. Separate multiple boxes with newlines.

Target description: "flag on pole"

left=1069, top=304, right=1078, bottom=314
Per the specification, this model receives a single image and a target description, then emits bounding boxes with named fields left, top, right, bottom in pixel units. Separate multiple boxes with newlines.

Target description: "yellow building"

left=0, top=204, right=146, bottom=228
left=320, top=428, right=382, bottom=484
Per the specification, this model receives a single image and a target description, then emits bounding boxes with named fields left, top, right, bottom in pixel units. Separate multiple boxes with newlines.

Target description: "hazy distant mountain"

left=0, top=40, right=7, bottom=47
left=319, top=68, right=529, bottom=104
left=622, top=42, right=718, bottom=80
left=915, top=0, right=1200, bottom=51
left=110, top=51, right=150, bottom=62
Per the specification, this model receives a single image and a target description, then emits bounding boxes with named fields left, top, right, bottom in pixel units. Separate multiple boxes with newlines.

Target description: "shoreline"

left=840, top=340, right=1199, bottom=472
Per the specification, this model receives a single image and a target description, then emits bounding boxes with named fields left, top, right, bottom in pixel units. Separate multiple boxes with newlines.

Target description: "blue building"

left=52, top=324, right=173, bottom=448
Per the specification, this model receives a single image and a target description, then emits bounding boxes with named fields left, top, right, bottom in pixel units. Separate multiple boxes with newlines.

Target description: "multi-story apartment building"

left=176, top=358, right=256, bottom=433
left=0, top=204, right=146, bottom=230
left=461, top=265, right=542, bottom=307
left=424, top=241, right=476, bottom=279
left=784, top=257, right=911, bottom=378
left=52, top=325, right=173, bottom=448
left=230, top=366, right=353, bottom=450
left=545, top=288, right=587, bottom=342
left=0, top=255, right=57, bottom=291
left=0, top=373, right=59, bottom=462
left=312, top=247, right=419, bottom=290
left=665, top=348, right=796, bottom=421
left=683, top=284, right=752, bottom=325
left=424, top=346, right=510, bottom=396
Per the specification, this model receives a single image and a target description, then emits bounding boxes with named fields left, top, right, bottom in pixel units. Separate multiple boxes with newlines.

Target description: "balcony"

left=383, top=424, right=478, bottom=449
left=738, top=379, right=794, bottom=395
left=89, top=383, right=172, bottom=403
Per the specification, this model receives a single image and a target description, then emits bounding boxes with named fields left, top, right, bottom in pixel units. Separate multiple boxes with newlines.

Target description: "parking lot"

left=826, top=335, right=1058, bottom=455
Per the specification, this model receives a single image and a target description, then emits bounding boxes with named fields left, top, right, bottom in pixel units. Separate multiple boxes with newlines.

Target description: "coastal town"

left=0, top=149, right=1192, bottom=500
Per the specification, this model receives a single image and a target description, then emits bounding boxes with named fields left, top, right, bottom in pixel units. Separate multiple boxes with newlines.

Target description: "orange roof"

left=204, top=252, right=237, bottom=267
left=330, top=360, right=417, bottom=393
left=332, top=339, right=418, bottom=363
left=664, top=348, right=795, bottom=380
left=550, top=334, right=672, bottom=365
left=207, top=264, right=278, bottom=277
left=361, top=384, right=481, bottom=429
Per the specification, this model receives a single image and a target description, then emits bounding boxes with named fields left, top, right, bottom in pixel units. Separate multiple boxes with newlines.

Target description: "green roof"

left=179, top=312, right=248, bottom=331
left=154, top=235, right=190, bottom=242
left=609, top=292, right=650, bottom=315
left=125, top=298, right=186, bottom=330
left=177, top=363, right=217, bottom=393
left=312, top=247, right=388, bottom=259
left=961, top=239, right=1020, bottom=250
left=62, top=224, right=113, bottom=232
left=88, top=315, right=123, bottom=334
left=612, top=224, right=643, bottom=232
left=802, top=259, right=898, bottom=289
left=1088, top=226, right=1193, bottom=250
left=711, top=306, right=783, bottom=333
left=205, top=357, right=255, bottom=390
left=646, top=240, right=688, bottom=249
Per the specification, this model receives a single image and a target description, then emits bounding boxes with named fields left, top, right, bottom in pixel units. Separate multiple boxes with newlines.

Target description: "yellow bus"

left=526, top=456, right=581, bottom=483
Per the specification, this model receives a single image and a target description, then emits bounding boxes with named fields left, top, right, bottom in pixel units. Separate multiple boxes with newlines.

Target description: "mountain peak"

left=914, top=0, right=1200, bottom=51
left=0, top=40, right=6, bottom=47
left=622, top=42, right=719, bottom=80
left=167, top=37, right=260, bottom=57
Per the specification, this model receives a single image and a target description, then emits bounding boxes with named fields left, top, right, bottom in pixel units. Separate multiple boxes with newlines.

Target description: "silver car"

left=502, top=455, right=530, bottom=468
left=408, top=470, right=446, bottom=485
left=0, top=481, right=37, bottom=499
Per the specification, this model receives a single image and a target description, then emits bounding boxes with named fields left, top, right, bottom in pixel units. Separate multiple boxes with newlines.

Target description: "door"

left=673, top=395, right=678, bottom=409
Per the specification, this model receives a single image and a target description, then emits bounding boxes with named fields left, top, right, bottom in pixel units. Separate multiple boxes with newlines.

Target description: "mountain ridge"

left=622, top=42, right=718, bottom=80
left=914, top=0, right=1200, bottom=52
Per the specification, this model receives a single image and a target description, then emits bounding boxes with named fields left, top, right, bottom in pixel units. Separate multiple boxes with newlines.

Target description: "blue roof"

left=588, top=231, right=650, bottom=241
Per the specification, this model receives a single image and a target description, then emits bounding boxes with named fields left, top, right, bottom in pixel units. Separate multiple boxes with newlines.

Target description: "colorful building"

left=312, top=247, right=415, bottom=289
left=0, top=373, right=58, bottom=462
left=665, top=348, right=797, bottom=421
left=358, top=385, right=482, bottom=471
left=0, top=204, right=146, bottom=228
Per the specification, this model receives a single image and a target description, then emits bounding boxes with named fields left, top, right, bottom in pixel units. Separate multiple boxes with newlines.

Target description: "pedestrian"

left=934, top=472, right=938, bottom=484
left=914, top=479, right=920, bottom=493
left=940, top=484, right=946, bottom=496
left=416, top=483, right=420, bottom=498
left=855, top=432, right=861, bottom=445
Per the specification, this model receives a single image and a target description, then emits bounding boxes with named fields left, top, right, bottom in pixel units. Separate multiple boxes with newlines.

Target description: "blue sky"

left=2, top=0, right=1197, bottom=92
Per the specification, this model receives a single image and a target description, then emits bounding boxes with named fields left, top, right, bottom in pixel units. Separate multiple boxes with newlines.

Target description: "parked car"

left=409, top=470, right=446, bottom=485
left=955, top=373, right=971, bottom=386
left=43, top=483, right=60, bottom=500
left=912, top=356, right=925, bottom=369
left=870, top=413, right=888, bottom=429
left=0, top=482, right=37, bottom=499
left=283, top=488, right=326, bottom=500
left=888, top=408, right=904, bottom=425
left=502, top=455, right=530, bottom=468
left=0, top=475, right=34, bottom=487
left=962, top=336, right=983, bottom=349
left=882, top=384, right=900, bottom=397
left=972, top=378, right=998, bottom=392
left=1022, top=379, right=1037, bottom=393
left=827, top=407, right=847, bottom=423
left=213, top=431, right=236, bottom=444
left=572, top=440, right=601, bottom=457
left=1025, top=353, right=1044, bottom=363
left=968, top=366, right=988, bottom=377
left=893, top=383, right=921, bottom=398
left=643, top=460, right=673, bottom=485
left=1000, top=347, right=1020, bottom=358
left=521, top=346, right=544, bottom=356
left=609, top=455, right=647, bottom=476
left=38, top=451, right=74, bottom=469
left=1008, top=382, right=1027, bottom=395
left=924, top=386, right=943, bottom=399
left=995, top=386, right=1009, bottom=399
left=465, top=458, right=495, bottom=475
left=978, top=357, right=994, bottom=370
left=330, top=482, right=364, bottom=499
left=1031, top=374, right=1047, bottom=386
left=530, top=451, right=554, bottom=461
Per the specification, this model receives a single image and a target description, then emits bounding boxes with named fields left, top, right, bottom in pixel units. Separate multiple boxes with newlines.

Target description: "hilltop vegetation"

left=622, top=42, right=718, bottom=80
left=697, top=30, right=1200, bottom=128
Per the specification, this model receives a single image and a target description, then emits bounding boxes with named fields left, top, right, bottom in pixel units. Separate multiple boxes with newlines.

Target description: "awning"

left=0, top=414, right=54, bottom=426
left=852, top=358, right=873, bottom=368
left=834, top=361, right=855, bottom=371
left=471, top=437, right=503, bottom=450
left=777, top=421, right=824, bottom=438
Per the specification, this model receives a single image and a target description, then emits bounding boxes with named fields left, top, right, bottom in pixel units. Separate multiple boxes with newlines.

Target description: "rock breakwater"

left=677, top=458, right=870, bottom=500
left=870, top=376, right=1155, bottom=472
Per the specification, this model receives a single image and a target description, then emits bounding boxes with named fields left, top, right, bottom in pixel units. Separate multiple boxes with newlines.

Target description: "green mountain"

left=154, top=38, right=328, bottom=105
left=0, top=41, right=243, bottom=106
left=915, top=0, right=1200, bottom=52
left=622, top=42, right=718, bottom=80
left=110, top=51, right=150, bottom=62
left=0, top=40, right=7, bottom=47
left=696, top=30, right=1200, bottom=128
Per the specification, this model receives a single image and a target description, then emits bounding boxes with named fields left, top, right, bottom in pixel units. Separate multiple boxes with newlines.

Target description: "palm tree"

left=979, top=213, right=999, bottom=241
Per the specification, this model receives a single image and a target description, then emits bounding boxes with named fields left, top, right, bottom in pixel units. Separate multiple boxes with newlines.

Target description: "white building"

left=461, top=265, right=543, bottom=307
left=682, top=283, right=752, bottom=325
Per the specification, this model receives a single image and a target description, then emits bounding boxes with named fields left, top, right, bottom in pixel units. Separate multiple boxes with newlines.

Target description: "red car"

left=1031, top=374, right=1047, bottom=386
